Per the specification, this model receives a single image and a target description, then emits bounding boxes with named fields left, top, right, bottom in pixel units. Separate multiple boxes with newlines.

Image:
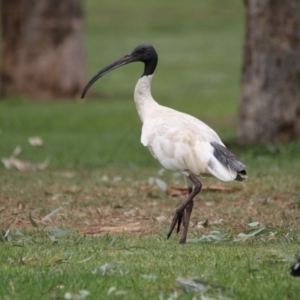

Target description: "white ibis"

left=81, top=44, right=247, bottom=244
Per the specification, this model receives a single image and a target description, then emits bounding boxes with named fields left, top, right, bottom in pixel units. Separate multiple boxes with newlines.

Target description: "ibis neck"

left=142, top=54, right=157, bottom=77
left=134, top=75, right=159, bottom=122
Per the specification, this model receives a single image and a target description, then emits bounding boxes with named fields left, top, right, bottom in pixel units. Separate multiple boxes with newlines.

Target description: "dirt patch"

left=1, top=172, right=300, bottom=237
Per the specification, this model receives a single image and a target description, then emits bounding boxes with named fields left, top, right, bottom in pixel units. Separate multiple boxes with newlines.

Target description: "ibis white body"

left=81, top=44, right=247, bottom=243
left=135, top=75, right=238, bottom=182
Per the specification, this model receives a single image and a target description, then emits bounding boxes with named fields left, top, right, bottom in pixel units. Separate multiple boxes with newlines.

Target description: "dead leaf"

left=177, top=277, right=230, bottom=294
left=156, top=215, right=168, bottom=222
left=210, top=219, right=224, bottom=225
left=1, top=145, right=49, bottom=171
left=12, top=146, right=22, bottom=157
left=167, top=187, right=188, bottom=197
left=1, top=156, right=49, bottom=171
left=64, top=290, right=90, bottom=300
left=203, top=183, right=240, bottom=192
left=79, top=222, right=142, bottom=235
left=36, top=158, right=50, bottom=170
left=168, top=183, right=239, bottom=197
left=42, top=207, right=62, bottom=221
left=28, top=136, right=45, bottom=147
left=1, top=157, right=35, bottom=171
left=148, top=177, right=167, bottom=191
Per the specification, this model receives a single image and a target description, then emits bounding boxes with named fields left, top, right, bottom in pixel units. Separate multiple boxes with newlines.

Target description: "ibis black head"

left=81, top=44, right=158, bottom=98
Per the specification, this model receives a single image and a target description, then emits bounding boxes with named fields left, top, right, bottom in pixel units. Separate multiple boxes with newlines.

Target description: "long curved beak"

left=81, top=53, right=135, bottom=99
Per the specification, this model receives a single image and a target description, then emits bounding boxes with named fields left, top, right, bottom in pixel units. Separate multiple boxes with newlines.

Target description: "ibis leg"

left=167, top=174, right=202, bottom=243
left=179, top=199, right=194, bottom=244
left=176, top=186, right=193, bottom=234
left=182, top=186, right=193, bottom=228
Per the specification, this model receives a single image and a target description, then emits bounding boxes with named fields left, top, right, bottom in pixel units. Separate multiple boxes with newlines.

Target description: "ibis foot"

left=167, top=174, right=202, bottom=243
left=167, top=209, right=184, bottom=239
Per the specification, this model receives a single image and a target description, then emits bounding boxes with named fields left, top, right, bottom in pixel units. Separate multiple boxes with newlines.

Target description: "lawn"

left=1, top=0, right=300, bottom=299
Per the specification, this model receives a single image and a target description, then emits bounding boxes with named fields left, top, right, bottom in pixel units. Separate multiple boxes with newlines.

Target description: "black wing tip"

left=235, top=170, right=247, bottom=181
left=211, top=142, right=247, bottom=176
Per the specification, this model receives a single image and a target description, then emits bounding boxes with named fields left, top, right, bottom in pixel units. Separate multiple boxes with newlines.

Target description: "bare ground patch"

left=1, top=170, right=300, bottom=238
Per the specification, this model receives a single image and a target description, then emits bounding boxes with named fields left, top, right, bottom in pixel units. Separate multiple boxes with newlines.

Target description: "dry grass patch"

left=1, top=169, right=300, bottom=240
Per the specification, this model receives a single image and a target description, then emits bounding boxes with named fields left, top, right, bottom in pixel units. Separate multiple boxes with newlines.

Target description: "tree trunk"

left=238, top=0, right=300, bottom=143
left=0, top=0, right=86, bottom=100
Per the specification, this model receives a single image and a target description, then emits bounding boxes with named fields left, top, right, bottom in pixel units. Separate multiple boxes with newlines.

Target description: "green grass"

left=1, top=232, right=300, bottom=300
left=1, top=0, right=300, bottom=299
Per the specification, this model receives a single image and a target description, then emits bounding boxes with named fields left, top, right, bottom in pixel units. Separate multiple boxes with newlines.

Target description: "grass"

left=1, top=233, right=300, bottom=300
left=1, top=0, right=300, bottom=299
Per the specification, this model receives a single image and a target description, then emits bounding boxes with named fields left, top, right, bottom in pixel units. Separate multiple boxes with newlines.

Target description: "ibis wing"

left=210, top=141, right=247, bottom=181
left=210, top=142, right=245, bottom=172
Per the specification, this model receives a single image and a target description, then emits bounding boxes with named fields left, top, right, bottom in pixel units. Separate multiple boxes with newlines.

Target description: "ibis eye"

left=139, top=48, right=145, bottom=53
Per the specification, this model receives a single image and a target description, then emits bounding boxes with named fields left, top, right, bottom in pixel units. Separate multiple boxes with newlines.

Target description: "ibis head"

left=81, top=44, right=158, bottom=99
